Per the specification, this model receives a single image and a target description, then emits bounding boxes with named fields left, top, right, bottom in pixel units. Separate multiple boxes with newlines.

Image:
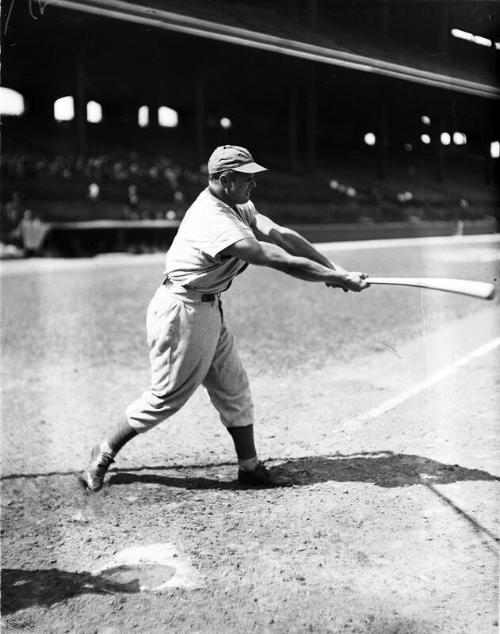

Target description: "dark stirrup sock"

left=227, top=424, right=257, bottom=460
left=105, top=418, right=139, bottom=454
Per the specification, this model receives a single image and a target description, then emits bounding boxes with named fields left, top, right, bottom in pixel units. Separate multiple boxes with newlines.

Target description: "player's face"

left=227, top=172, right=256, bottom=205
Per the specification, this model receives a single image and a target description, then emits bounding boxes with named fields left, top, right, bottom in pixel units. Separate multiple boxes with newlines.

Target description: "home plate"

left=93, top=543, right=203, bottom=592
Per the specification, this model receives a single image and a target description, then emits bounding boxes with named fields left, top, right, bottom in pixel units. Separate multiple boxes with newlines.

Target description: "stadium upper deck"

left=16, top=0, right=498, bottom=97
left=1, top=0, right=498, bottom=232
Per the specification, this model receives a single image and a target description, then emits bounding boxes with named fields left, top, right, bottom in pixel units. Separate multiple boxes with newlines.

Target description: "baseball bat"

left=366, top=277, right=496, bottom=300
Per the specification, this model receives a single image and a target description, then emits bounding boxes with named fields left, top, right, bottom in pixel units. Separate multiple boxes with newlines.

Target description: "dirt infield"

left=1, top=238, right=499, bottom=633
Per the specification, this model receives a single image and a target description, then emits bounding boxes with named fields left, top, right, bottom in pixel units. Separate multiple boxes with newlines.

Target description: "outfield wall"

left=13, top=218, right=497, bottom=257
left=290, top=219, right=497, bottom=244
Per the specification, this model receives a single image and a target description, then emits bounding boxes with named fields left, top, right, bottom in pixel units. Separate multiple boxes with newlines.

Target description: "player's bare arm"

left=222, top=237, right=369, bottom=291
left=251, top=212, right=347, bottom=273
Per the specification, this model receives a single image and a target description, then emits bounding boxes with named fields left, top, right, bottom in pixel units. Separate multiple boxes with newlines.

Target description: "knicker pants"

left=125, top=285, right=254, bottom=431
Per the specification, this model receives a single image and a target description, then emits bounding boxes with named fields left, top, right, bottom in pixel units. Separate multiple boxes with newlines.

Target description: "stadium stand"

left=1, top=0, right=498, bottom=255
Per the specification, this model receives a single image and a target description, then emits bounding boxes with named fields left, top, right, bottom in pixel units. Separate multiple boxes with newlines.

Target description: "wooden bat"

left=366, top=277, right=496, bottom=300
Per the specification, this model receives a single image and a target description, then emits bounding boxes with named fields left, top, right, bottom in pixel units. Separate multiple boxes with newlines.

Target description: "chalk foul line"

left=352, top=336, right=500, bottom=426
left=317, top=233, right=499, bottom=252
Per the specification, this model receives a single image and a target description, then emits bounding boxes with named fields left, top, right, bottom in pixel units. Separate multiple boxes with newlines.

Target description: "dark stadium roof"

left=2, top=0, right=499, bottom=147
left=38, top=0, right=498, bottom=98
left=3, top=0, right=499, bottom=98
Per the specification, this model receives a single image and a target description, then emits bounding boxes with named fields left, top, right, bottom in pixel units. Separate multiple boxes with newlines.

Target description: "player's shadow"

left=273, top=451, right=500, bottom=489
left=1, top=567, right=140, bottom=614
left=109, top=451, right=499, bottom=490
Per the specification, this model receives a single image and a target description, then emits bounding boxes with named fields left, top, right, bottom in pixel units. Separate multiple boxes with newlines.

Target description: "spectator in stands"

left=125, top=184, right=140, bottom=219
left=113, top=161, right=128, bottom=182
left=87, top=183, right=101, bottom=203
left=15, top=155, right=27, bottom=180
left=148, top=164, right=159, bottom=182
left=14, top=209, right=45, bottom=256
left=4, top=192, right=23, bottom=227
left=1, top=150, right=196, bottom=221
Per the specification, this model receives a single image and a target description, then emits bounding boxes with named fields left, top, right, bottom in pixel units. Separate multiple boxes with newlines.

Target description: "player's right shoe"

left=82, top=445, right=115, bottom=491
left=238, top=463, right=291, bottom=488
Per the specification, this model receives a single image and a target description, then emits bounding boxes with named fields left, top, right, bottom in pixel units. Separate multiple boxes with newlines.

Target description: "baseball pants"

left=125, top=284, right=254, bottom=431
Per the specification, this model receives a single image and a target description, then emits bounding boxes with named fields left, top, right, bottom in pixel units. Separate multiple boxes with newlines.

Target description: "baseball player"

left=82, top=145, right=370, bottom=491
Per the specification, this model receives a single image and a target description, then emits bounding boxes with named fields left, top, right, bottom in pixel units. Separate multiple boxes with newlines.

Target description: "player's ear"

left=219, top=172, right=230, bottom=189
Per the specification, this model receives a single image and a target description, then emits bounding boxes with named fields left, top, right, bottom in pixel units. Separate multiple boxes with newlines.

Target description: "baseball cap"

left=207, top=145, right=268, bottom=175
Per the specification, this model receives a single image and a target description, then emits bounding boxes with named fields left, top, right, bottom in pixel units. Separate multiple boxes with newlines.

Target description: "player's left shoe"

left=81, top=445, right=115, bottom=491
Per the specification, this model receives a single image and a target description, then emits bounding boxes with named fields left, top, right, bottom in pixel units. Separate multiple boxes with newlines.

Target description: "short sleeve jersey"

left=165, top=188, right=257, bottom=293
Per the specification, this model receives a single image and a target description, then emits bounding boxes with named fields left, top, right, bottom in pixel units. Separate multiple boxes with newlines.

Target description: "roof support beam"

left=41, top=0, right=500, bottom=100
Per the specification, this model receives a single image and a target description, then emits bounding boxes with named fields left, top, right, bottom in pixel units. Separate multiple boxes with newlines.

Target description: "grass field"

left=1, top=235, right=499, bottom=633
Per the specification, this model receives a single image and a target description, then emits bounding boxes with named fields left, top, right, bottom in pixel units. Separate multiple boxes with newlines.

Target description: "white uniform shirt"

left=165, top=188, right=257, bottom=294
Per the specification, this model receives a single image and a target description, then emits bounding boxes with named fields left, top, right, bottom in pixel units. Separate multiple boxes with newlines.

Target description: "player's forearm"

left=258, top=243, right=346, bottom=283
left=273, top=261, right=344, bottom=283
left=277, top=228, right=344, bottom=271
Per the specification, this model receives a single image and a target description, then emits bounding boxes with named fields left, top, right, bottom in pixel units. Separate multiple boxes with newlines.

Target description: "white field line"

left=0, top=252, right=165, bottom=276
left=431, top=249, right=500, bottom=263
left=318, top=233, right=500, bottom=252
left=479, top=252, right=500, bottom=262
left=353, top=336, right=500, bottom=426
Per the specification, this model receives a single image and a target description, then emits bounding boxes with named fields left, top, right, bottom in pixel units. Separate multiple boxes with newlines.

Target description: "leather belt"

left=162, top=278, right=216, bottom=302
left=199, top=292, right=216, bottom=302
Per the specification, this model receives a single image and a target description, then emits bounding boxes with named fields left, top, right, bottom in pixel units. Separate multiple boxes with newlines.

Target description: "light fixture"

left=364, top=132, right=376, bottom=146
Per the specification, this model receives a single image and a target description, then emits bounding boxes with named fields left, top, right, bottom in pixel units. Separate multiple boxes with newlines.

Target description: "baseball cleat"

left=238, top=463, right=291, bottom=488
left=82, top=445, right=115, bottom=491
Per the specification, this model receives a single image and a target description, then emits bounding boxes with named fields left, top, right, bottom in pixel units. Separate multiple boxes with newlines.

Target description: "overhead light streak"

left=451, top=28, right=499, bottom=49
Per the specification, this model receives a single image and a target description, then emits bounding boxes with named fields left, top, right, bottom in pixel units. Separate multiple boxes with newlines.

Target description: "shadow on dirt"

left=109, top=451, right=500, bottom=490
left=275, top=451, right=500, bottom=488
left=1, top=567, right=140, bottom=614
left=109, top=471, right=239, bottom=490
